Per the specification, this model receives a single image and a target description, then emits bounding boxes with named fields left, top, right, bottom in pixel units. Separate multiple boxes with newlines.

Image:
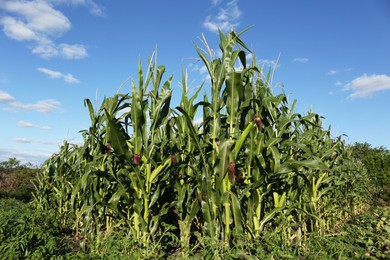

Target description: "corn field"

left=33, top=30, right=367, bottom=254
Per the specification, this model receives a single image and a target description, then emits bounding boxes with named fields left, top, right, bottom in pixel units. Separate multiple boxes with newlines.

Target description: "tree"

left=0, top=158, right=21, bottom=174
left=350, top=142, right=390, bottom=188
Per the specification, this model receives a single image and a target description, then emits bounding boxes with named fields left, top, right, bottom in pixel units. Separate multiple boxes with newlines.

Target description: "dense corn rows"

left=33, top=30, right=366, bottom=251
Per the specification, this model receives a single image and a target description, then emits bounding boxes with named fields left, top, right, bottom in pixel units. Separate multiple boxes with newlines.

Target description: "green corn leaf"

left=217, top=140, right=229, bottom=183
left=234, top=121, right=255, bottom=155
left=149, top=158, right=171, bottom=183
left=269, top=146, right=281, bottom=173
left=149, top=185, right=161, bottom=208
left=151, top=76, right=172, bottom=131
left=259, top=207, right=283, bottom=232
left=194, top=45, right=212, bottom=81
left=84, top=98, right=95, bottom=122
left=201, top=200, right=216, bottom=239
left=280, top=159, right=328, bottom=172
left=104, top=110, right=130, bottom=159
left=108, top=186, right=127, bottom=205
left=187, top=198, right=201, bottom=223
left=175, top=106, right=209, bottom=175
left=231, top=192, right=244, bottom=235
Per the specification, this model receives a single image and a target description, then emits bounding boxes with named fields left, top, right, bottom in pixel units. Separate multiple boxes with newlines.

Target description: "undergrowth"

left=0, top=197, right=389, bottom=259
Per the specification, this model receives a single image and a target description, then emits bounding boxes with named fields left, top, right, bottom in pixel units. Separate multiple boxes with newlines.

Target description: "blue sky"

left=0, top=0, right=389, bottom=165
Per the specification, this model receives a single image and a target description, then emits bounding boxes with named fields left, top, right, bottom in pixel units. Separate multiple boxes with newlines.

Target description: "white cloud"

left=14, top=137, right=58, bottom=145
left=293, top=57, right=309, bottom=63
left=334, top=80, right=343, bottom=86
left=17, top=121, right=51, bottom=130
left=0, top=16, right=38, bottom=41
left=52, top=0, right=104, bottom=16
left=0, top=0, right=90, bottom=59
left=7, top=99, right=61, bottom=113
left=326, top=68, right=353, bottom=76
left=199, top=65, right=208, bottom=75
left=58, top=43, right=88, bottom=59
left=0, top=90, right=15, bottom=102
left=190, top=63, right=211, bottom=82
left=37, top=67, right=80, bottom=84
left=343, top=74, right=390, bottom=98
left=193, top=117, right=203, bottom=125
left=259, top=59, right=280, bottom=68
left=14, top=137, right=31, bottom=143
left=211, top=0, right=222, bottom=6
left=0, top=146, right=53, bottom=165
left=37, top=67, right=62, bottom=78
left=63, top=73, right=80, bottom=84
left=0, top=1, right=71, bottom=37
left=203, top=0, right=242, bottom=33
left=246, top=53, right=252, bottom=62
left=1, top=89, right=61, bottom=113
left=31, top=41, right=60, bottom=58
left=326, top=69, right=338, bottom=75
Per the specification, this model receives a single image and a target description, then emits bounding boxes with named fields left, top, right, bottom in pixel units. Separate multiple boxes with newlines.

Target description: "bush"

left=0, top=199, right=74, bottom=258
left=0, top=160, right=38, bottom=202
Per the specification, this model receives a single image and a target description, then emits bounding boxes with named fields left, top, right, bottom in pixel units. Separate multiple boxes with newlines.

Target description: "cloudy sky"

left=0, top=0, right=389, bottom=164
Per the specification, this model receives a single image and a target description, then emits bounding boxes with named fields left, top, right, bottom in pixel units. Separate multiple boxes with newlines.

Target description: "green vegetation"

left=350, top=142, right=390, bottom=206
left=0, top=157, right=38, bottom=201
left=0, top=30, right=389, bottom=259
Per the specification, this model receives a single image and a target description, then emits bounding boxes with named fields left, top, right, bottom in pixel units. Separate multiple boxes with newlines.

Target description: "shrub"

left=0, top=199, right=74, bottom=258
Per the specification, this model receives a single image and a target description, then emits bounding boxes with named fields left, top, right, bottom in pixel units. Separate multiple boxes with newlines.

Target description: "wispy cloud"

left=13, top=137, right=58, bottom=145
left=17, top=121, right=51, bottom=130
left=334, top=80, right=343, bottom=86
left=259, top=59, right=280, bottom=68
left=203, top=0, right=242, bottom=33
left=13, top=137, right=31, bottom=143
left=211, top=0, right=222, bottom=6
left=37, top=67, right=80, bottom=84
left=8, top=99, right=61, bottom=113
left=293, top=57, right=309, bottom=63
left=246, top=53, right=252, bottom=62
left=57, top=43, right=87, bottom=59
left=52, top=0, right=104, bottom=16
left=326, top=68, right=353, bottom=76
left=0, top=90, right=15, bottom=102
left=326, top=70, right=338, bottom=75
left=0, top=146, right=52, bottom=165
left=0, top=0, right=97, bottom=59
left=1, top=89, right=62, bottom=113
left=190, top=63, right=211, bottom=82
left=343, top=74, right=390, bottom=98
left=199, top=65, right=208, bottom=75
left=0, top=90, right=61, bottom=113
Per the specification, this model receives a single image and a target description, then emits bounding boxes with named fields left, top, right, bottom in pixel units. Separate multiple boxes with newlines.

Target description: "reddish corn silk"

left=106, top=143, right=111, bottom=154
left=236, top=171, right=243, bottom=183
left=253, top=114, right=262, bottom=130
left=133, top=153, right=141, bottom=165
left=171, top=154, right=177, bottom=165
left=228, top=162, right=236, bottom=182
left=198, top=192, right=203, bottom=203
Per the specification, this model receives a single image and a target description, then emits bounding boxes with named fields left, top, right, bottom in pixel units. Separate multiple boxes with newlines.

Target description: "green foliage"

left=0, top=157, right=22, bottom=174
left=32, top=29, right=373, bottom=256
left=0, top=199, right=74, bottom=258
left=351, top=142, right=390, bottom=185
left=350, top=142, right=390, bottom=206
left=0, top=159, right=38, bottom=201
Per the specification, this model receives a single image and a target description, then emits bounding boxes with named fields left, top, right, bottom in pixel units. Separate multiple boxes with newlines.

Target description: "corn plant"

left=33, top=29, right=367, bottom=253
